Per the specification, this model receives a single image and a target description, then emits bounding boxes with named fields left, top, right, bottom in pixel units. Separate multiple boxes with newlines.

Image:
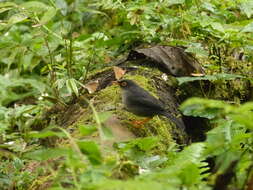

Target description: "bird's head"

left=113, top=79, right=137, bottom=90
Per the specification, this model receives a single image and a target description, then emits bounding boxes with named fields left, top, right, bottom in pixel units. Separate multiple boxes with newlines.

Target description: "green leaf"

left=0, top=6, right=14, bottom=14
left=241, top=22, right=253, bottom=33
left=177, top=73, right=245, bottom=85
left=118, top=137, right=159, bottom=152
left=180, top=98, right=230, bottom=119
left=201, top=2, right=215, bottom=12
left=97, top=112, right=112, bottom=123
left=230, top=103, right=253, bottom=129
left=180, top=102, right=220, bottom=119
left=24, top=148, right=71, bottom=161
left=240, top=0, right=253, bottom=18
left=77, top=140, right=102, bottom=165
left=78, top=124, right=97, bottom=136
left=211, top=22, right=225, bottom=33
left=40, top=7, right=57, bottom=25
left=66, top=78, right=79, bottom=96
left=168, top=0, right=185, bottom=6
left=185, top=44, right=208, bottom=57
left=0, top=2, right=17, bottom=8
left=55, top=0, right=68, bottom=16
left=28, top=130, right=65, bottom=138
left=176, top=143, right=205, bottom=164
left=179, top=164, right=201, bottom=186
left=20, top=1, right=48, bottom=13
left=101, top=125, right=114, bottom=139
left=7, top=14, right=28, bottom=26
left=180, top=98, right=253, bottom=129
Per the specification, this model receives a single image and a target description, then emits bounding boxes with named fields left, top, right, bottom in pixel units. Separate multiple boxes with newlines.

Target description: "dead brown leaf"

left=84, top=80, right=99, bottom=94
left=113, top=66, right=126, bottom=80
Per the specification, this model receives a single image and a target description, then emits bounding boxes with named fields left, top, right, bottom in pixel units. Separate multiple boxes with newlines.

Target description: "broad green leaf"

left=179, top=164, right=201, bottom=186
left=0, top=2, right=16, bottom=15
left=21, top=53, right=33, bottom=71
left=168, top=0, right=185, bottom=6
left=97, top=112, right=112, bottom=123
left=240, top=0, right=253, bottom=18
left=7, top=14, right=28, bottom=26
left=0, top=7, right=13, bottom=14
left=24, top=148, right=71, bottom=161
left=177, top=73, right=245, bottom=85
left=201, top=2, right=215, bottom=12
left=77, top=140, right=102, bottom=165
left=56, top=0, right=68, bottom=15
left=180, top=98, right=253, bottom=129
left=180, top=102, right=219, bottom=119
left=211, top=22, right=225, bottom=33
left=180, top=98, right=231, bottom=119
left=119, top=137, right=159, bottom=152
left=241, top=22, right=253, bottom=33
left=0, top=2, right=17, bottom=8
left=40, top=7, right=57, bottom=25
left=78, top=124, right=97, bottom=136
left=101, top=125, right=114, bottom=139
left=28, top=130, right=65, bottom=138
left=176, top=143, right=205, bottom=164
left=20, top=1, right=48, bottom=12
left=185, top=44, right=208, bottom=57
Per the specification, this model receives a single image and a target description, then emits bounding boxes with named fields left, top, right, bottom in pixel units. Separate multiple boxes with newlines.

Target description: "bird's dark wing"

left=127, top=94, right=165, bottom=112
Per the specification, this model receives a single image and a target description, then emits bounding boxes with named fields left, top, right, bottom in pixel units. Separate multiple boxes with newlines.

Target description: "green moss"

left=69, top=71, right=176, bottom=151
left=87, top=67, right=112, bottom=80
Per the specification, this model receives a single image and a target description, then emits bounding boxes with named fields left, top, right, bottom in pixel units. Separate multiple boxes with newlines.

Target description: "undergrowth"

left=0, top=0, right=252, bottom=189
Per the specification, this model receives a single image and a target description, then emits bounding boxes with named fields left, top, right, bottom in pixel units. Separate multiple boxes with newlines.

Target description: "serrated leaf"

left=176, top=143, right=205, bottom=164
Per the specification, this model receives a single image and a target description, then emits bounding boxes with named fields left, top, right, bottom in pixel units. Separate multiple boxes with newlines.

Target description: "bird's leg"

left=131, top=117, right=152, bottom=128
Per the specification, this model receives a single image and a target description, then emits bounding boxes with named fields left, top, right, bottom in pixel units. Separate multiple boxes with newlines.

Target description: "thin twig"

left=82, top=47, right=95, bottom=84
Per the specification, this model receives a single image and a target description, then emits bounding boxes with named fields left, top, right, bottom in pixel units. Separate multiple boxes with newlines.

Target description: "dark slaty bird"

left=115, top=79, right=183, bottom=128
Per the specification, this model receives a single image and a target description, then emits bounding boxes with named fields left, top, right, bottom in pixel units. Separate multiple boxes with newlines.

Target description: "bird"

left=113, top=79, right=184, bottom=129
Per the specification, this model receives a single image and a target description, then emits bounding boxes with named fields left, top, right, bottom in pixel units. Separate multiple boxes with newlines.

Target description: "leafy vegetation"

left=0, top=0, right=252, bottom=189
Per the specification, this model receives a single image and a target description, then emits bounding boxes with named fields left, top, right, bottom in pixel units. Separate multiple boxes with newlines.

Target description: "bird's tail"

left=161, top=111, right=185, bottom=130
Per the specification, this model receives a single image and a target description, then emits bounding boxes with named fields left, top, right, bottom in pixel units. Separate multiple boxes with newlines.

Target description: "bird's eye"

left=120, top=81, right=127, bottom=87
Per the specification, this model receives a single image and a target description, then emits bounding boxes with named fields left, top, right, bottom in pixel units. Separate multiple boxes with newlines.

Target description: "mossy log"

left=49, top=46, right=252, bottom=150
left=51, top=46, right=207, bottom=148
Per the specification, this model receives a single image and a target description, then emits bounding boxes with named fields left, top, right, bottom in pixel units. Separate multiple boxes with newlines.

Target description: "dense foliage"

left=0, top=0, right=252, bottom=189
